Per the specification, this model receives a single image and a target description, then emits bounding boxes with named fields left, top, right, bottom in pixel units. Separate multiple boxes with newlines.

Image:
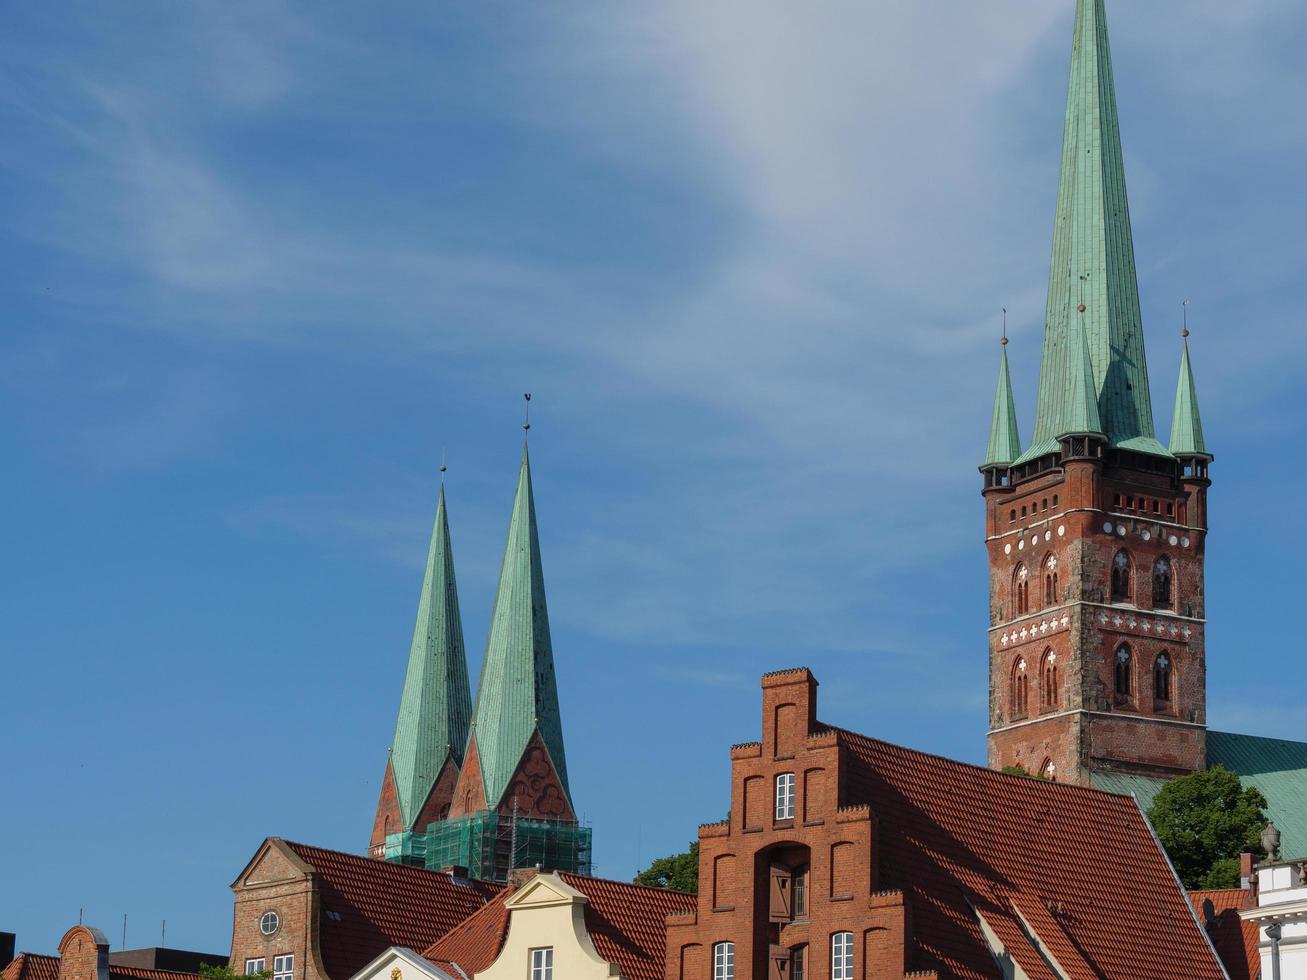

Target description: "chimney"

left=1240, top=852, right=1255, bottom=893
left=508, top=867, right=540, bottom=889
left=0, top=933, right=16, bottom=968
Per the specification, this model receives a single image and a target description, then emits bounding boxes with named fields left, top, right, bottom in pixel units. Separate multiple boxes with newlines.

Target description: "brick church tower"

left=980, top=0, right=1213, bottom=787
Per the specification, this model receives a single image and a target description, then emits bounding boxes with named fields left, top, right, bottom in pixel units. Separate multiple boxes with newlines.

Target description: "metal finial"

left=440, top=448, right=447, bottom=483
left=1181, top=298, right=1190, bottom=338
left=523, top=392, right=532, bottom=432
left=1001, top=308, right=1008, bottom=346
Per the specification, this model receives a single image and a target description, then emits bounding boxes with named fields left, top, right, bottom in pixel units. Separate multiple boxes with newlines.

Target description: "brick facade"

left=982, top=449, right=1211, bottom=784
left=229, top=842, right=321, bottom=980
left=663, top=669, right=933, bottom=980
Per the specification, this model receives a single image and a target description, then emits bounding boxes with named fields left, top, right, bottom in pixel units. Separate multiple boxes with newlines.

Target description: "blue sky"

left=3, top=0, right=1306, bottom=959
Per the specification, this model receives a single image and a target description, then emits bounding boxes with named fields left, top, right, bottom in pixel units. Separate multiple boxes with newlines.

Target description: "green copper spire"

left=390, top=483, right=473, bottom=827
left=468, top=446, right=570, bottom=807
left=1016, top=0, right=1170, bottom=464
left=1169, top=334, right=1209, bottom=457
left=984, top=342, right=1022, bottom=466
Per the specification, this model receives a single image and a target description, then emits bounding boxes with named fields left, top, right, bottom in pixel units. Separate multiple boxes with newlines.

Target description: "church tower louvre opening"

left=979, top=0, right=1213, bottom=787
left=377, top=443, right=591, bottom=881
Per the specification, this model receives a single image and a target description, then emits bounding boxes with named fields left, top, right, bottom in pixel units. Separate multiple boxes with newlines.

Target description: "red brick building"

left=979, top=0, right=1212, bottom=786
left=663, top=668, right=1226, bottom=979
left=228, top=839, right=499, bottom=980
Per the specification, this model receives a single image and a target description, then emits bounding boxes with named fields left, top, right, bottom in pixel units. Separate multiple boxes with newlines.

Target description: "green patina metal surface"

left=1015, top=0, right=1171, bottom=465
left=1092, top=731, right=1307, bottom=858
left=984, top=345, right=1022, bottom=466
left=390, top=484, right=473, bottom=828
left=468, top=446, right=570, bottom=808
left=1168, top=337, right=1209, bottom=457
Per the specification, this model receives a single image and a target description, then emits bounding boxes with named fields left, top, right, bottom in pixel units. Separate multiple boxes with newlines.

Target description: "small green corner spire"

left=984, top=343, right=1022, bottom=466
left=468, top=445, right=571, bottom=808
left=1061, top=312, right=1104, bottom=437
left=1017, top=0, right=1170, bottom=464
left=1169, top=335, right=1209, bottom=457
left=390, top=483, right=474, bottom=828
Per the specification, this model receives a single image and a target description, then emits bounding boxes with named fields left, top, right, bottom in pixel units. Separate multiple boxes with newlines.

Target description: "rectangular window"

left=530, top=947, right=553, bottom=980
left=273, top=956, right=293, bottom=980
left=713, top=942, right=734, bottom=980
left=831, top=932, right=853, bottom=980
left=775, top=773, right=795, bottom=820
left=244, top=961, right=265, bottom=977
left=791, top=945, right=806, bottom=980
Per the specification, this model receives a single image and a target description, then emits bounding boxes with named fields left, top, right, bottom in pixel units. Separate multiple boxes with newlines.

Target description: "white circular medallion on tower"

left=1181, top=537, right=1190, bottom=548
left=1058, top=525, right=1065, bottom=537
left=1004, top=543, right=1012, bottom=555
left=1169, top=535, right=1178, bottom=546
left=1103, top=522, right=1114, bottom=534
left=1141, top=530, right=1151, bottom=541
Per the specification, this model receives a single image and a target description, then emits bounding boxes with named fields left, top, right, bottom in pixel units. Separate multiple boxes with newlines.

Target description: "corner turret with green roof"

left=983, top=341, right=1022, bottom=467
left=1012, top=0, right=1171, bottom=465
left=369, top=482, right=474, bottom=854
left=462, top=444, right=572, bottom=809
left=1169, top=333, right=1210, bottom=458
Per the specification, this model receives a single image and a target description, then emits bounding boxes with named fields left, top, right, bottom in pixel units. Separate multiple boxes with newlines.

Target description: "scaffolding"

left=384, top=811, right=592, bottom=882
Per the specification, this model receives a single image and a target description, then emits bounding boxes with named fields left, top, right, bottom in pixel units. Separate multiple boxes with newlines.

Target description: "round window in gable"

left=260, top=911, right=280, bottom=936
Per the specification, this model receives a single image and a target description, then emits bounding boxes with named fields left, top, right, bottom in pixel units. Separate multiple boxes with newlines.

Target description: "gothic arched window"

left=1039, top=758, right=1057, bottom=782
left=1154, top=653, right=1172, bottom=703
left=1040, top=649, right=1059, bottom=710
left=1043, top=555, right=1059, bottom=606
left=1111, top=550, right=1132, bottom=603
left=1012, top=657, right=1029, bottom=717
left=1014, top=564, right=1029, bottom=616
left=1153, top=556, right=1173, bottom=609
left=1114, top=645, right=1133, bottom=701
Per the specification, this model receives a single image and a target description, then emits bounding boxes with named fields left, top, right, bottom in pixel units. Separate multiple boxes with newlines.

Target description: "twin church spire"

left=370, top=441, right=576, bottom=864
left=983, top=0, right=1208, bottom=470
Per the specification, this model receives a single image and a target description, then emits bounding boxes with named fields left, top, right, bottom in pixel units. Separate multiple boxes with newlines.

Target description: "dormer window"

left=775, top=773, right=795, bottom=820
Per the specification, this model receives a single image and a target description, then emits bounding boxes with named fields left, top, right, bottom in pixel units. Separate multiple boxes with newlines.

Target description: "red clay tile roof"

left=837, top=729, right=1227, bottom=980
left=2, top=953, right=60, bottom=980
left=282, top=840, right=501, bottom=980
left=423, top=873, right=696, bottom=980
left=1189, top=888, right=1259, bottom=980
left=110, top=968, right=205, bottom=980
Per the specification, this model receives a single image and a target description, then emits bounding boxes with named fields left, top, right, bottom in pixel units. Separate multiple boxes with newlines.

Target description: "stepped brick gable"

left=664, top=668, right=1225, bottom=979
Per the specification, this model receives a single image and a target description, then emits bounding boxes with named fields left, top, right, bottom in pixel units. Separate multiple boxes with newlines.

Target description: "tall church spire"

left=984, top=341, right=1022, bottom=467
left=1017, top=0, right=1168, bottom=463
left=1169, top=333, right=1209, bottom=458
left=370, top=482, right=473, bottom=855
left=460, top=445, right=572, bottom=812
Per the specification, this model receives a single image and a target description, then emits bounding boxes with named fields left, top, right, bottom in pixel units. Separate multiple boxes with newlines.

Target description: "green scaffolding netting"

left=384, top=812, right=592, bottom=882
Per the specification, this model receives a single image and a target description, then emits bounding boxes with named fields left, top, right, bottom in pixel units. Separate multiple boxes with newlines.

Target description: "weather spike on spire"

left=1015, top=0, right=1169, bottom=464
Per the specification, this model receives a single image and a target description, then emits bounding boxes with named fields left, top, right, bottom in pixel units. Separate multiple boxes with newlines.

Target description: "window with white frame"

left=831, top=932, right=854, bottom=980
left=530, top=947, right=553, bottom=980
left=272, top=955, right=293, bottom=980
left=775, top=772, right=795, bottom=820
left=243, top=960, right=264, bottom=976
left=713, top=941, right=734, bottom=980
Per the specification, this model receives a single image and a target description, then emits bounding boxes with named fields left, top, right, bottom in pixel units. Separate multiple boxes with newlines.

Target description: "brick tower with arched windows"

left=979, top=0, right=1212, bottom=787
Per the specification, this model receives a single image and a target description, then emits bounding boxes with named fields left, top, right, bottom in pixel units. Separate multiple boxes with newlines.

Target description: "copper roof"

left=837, top=728, right=1226, bottom=979
left=281, top=841, right=500, bottom=980
left=423, top=873, right=696, bottom=980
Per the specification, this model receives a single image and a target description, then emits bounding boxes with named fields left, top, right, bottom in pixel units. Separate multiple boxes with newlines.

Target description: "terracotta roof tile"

left=282, top=841, right=500, bottom=980
left=423, top=874, right=695, bottom=980
left=2, top=953, right=60, bottom=980
left=1189, top=888, right=1258, bottom=980
left=836, top=728, right=1227, bottom=980
left=110, top=968, right=204, bottom=980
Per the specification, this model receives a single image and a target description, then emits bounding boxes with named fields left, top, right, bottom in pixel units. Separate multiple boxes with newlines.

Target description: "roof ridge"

left=282, top=839, right=498, bottom=884
left=832, top=726, right=1140, bottom=804
left=557, top=870, right=697, bottom=898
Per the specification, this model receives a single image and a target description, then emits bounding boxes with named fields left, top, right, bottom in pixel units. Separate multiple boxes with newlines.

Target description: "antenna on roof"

left=121, top=914, right=127, bottom=951
left=1001, top=308, right=1008, bottom=346
left=1181, top=298, right=1191, bottom=338
left=160, top=921, right=165, bottom=948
